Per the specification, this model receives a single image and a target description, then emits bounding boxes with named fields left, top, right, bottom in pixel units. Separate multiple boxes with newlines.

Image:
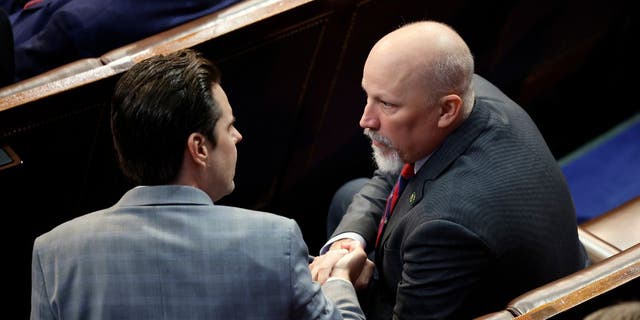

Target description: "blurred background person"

left=9, top=0, right=241, bottom=82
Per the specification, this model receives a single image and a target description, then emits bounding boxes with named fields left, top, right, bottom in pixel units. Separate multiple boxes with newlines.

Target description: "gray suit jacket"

left=31, top=185, right=363, bottom=319
left=334, top=75, right=587, bottom=319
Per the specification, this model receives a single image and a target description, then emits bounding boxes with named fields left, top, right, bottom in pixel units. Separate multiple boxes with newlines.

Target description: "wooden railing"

left=0, top=0, right=313, bottom=112
left=476, top=244, right=640, bottom=320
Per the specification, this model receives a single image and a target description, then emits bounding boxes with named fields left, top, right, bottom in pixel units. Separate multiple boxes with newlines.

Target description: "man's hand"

left=310, top=238, right=374, bottom=289
left=329, top=238, right=358, bottom=251
left=353, top=258, right=375, bottom=290
left=309, top=248, right=348, bottom=284
left=310, top=239, right=361, bottom=283
left=329, top=246, right=367, bottom=283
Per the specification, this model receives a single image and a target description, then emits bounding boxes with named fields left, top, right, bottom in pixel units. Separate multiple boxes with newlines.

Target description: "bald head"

left=379, top=21, right=468, bottom=51
left=366, top=21, right=475, bottom=113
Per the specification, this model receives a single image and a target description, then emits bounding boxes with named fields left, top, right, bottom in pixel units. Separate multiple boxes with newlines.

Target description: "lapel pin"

left=409, top=192, right=416, bottom=205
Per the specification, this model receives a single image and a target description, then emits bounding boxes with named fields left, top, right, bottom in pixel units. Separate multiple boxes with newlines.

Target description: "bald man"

left=311, top=21, right=587, bottom=319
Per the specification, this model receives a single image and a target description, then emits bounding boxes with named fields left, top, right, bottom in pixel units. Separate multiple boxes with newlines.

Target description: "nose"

left=359, top=102, right=380, bottom=129
left=234, top=128, right=243, bottom=144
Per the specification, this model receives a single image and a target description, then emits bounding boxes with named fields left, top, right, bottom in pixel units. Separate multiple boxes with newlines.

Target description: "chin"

left=225, top=181, right=236, bottom=196
left=372, top=147, right=403, bottom=173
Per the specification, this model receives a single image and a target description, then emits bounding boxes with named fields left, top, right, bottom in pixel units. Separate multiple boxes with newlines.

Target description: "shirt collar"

left=414, top=154, right=431, bottom=174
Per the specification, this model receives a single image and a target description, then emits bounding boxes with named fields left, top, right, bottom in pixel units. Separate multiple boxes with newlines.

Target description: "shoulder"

left=214, top=205, right=302, bottom=239
left=215, top=206, right=308, bottom=265
left=217, top=205, right=295, bottom=225
left=33, top=208, right=109, bottom=253
left=471, top=74, right=515, bottom=105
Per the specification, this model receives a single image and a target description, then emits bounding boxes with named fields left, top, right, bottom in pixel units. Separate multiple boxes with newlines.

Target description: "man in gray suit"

left=30, top=49, right=369, bottom=319
left=312, top=21, right=588, bottom=319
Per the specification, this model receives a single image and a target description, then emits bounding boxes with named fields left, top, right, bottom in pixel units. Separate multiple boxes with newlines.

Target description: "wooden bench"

left=476, top=243, right=640, bottom=320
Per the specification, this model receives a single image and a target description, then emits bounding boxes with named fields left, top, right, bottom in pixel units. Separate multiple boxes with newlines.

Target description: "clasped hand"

left=309, top=239, right=374, bottom=290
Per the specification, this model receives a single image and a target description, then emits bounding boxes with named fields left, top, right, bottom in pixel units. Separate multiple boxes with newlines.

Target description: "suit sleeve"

left=287, top=220, right=364, bottom=320
left=30, top=238, right=56, bottom=320
left=333, top=170, right=396, bottom=251
left=393, top=219, right=491, bottom=319
left=321, top=280, right=365, bottom=320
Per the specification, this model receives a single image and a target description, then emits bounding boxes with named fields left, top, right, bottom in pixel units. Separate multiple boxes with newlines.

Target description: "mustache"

left=364, top=129, right=393, bottom=149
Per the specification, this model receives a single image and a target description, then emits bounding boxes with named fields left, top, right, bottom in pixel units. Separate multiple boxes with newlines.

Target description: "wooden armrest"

left=580, top=196, right=640, bottom=252
left=507, top=243, right=640, bottom=319
left=578, top=227, right=621, bottom=263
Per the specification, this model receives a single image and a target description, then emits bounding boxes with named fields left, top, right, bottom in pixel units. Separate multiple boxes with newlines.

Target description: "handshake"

left=309, top=239, right=375, bottom=289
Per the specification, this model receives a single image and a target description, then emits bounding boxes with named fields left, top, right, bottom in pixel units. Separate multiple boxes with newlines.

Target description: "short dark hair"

left=111, top=49, right=221, bottom=185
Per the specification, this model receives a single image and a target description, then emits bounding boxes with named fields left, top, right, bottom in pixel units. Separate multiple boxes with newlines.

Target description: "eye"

left=380, top=99, right=397, bottom=110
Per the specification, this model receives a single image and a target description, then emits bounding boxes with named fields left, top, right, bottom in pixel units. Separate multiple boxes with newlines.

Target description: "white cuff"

left=319, top=232, right=366, bottom=254
left=325, top=277, right=352, bottom=285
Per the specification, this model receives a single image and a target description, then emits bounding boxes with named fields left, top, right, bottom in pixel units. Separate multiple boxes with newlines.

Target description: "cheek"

left=391, top=117, right=426, bottom=155
left=227, top=139, right=238, bottom=163
left=385, top=119, right=412, bottom=146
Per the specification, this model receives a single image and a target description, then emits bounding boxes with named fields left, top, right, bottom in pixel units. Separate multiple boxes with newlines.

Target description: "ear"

left=437, top=94, right=462, bottom=128
left=186, top=132, right=209, bottom=167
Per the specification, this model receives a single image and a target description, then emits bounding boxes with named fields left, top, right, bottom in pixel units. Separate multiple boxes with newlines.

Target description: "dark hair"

left=111, top=49, right=221, bottom=185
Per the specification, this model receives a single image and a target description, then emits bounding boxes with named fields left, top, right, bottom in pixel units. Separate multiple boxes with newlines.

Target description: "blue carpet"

left=560, top=113, right=640, bottom=224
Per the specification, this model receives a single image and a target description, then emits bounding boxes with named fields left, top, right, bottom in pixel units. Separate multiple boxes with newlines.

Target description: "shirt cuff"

left=319, top=232, right=366, bottom=254
left=325, top=277, right=353, bottom=285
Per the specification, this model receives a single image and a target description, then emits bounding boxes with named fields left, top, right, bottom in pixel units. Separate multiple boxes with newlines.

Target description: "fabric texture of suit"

left=31, top=185, right=363, bottom=320
left=10, top=0, right=240, bottom=82
left=332, top=74, right=588, bottom=319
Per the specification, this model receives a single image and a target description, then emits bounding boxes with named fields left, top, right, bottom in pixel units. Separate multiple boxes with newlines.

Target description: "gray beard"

left=372, top=144, right=403, bottom=174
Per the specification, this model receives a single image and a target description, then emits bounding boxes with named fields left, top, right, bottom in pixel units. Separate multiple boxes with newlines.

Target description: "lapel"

left=378, top=93, right=491, bottom=248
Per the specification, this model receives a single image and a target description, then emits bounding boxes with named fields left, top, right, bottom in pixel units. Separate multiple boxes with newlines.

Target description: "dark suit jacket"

left=10, top=0, right=240, bottom=82
left=333, top=75, right=587, bottom=319
left=0, top=0, right=24, bottom=14
left=32, top=185, right=364, bottom=320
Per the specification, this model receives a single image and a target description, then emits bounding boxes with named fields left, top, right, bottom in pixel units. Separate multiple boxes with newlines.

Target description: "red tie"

left=375, top=163, right=415, bottom=248
left=23, top=0, right=43, bottom=10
